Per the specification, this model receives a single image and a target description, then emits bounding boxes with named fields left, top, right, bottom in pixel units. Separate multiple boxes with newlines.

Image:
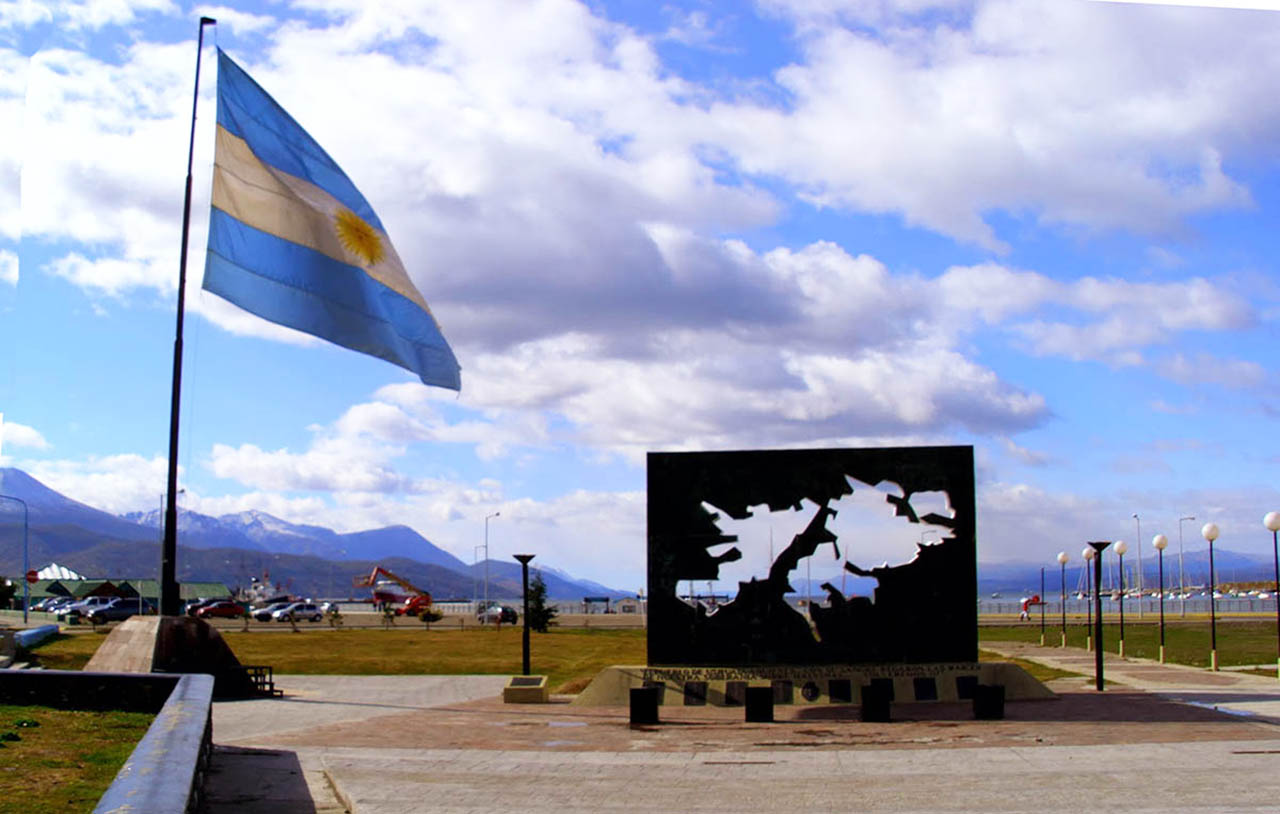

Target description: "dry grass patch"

left=220, top=627, right=646, bottom=692
left=978, top=648, right=1082, bottom=683
left=21, top=632, right=105, bottom=671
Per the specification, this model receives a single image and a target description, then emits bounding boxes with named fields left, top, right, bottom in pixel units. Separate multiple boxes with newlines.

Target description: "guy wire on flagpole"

left=161, top=16, right=216, bottom=617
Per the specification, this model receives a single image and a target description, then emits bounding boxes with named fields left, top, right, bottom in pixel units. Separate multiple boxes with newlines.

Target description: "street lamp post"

left=0, top=495, right=29, bottom=624
left=1088, top=541, right=1112, bottom=691
left=483, top=511, right=499, bottom=623
left=513, top=554, right=535, bottom=675
left=1082, top=546, right=1095, bottom=652
left=1133, top=514, right=1143, bottom=618
left=1264, top=512, right=1280, bottom=680
left=1114, top=540, right=1128, bottom=658
left=1179, top=515, right=1195, bottom=618
left=1153, top=534, right=1168, bottom=664
left=1057, top=551, right=1069, bottom=647
left=1202, top=522, right=1220, bottom=671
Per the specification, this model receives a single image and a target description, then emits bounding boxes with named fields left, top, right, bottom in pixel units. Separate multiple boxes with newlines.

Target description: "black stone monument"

left=647, top=446, right=976, bottom=666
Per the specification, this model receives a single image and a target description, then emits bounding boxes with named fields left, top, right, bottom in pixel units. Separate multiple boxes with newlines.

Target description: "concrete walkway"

left=983, top=640, right=1280, bottom=724
left=204, top=658, right=1280, bottom=814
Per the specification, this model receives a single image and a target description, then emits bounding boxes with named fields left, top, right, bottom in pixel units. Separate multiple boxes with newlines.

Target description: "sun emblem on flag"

left=334, top=208, right=384, bottom=266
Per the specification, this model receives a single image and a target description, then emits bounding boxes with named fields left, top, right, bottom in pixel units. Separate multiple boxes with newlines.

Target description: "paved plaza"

left=203, top=647, right=1280, bottom=813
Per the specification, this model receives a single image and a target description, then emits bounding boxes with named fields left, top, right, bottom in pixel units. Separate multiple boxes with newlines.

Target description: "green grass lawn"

left=980, top=619, right=1280, bottom=672
left=28, top=628, right=648, bottom=693
left=39, top=620, right=1264, bottom=696
left=0, top=704, right=153, bottom=814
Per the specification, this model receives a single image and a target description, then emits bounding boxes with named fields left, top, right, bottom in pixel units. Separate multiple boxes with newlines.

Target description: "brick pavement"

left=203, top=651, right=1280, bottom=813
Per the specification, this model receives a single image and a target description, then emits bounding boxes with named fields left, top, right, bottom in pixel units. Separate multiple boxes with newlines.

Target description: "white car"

left=272, top=602, right=323, bottom=622
left=477, top=604, right=518, bottom=624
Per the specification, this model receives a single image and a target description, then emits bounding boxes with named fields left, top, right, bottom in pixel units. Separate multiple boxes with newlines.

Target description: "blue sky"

left=1, top=0, right=1278, bottom=592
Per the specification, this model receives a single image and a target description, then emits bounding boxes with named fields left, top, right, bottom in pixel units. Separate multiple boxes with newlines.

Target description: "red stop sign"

left=25, top=570, right=38, bottom=584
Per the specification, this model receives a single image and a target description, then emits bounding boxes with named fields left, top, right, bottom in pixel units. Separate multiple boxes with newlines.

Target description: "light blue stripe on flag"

left=214, top=49, right=381, bottom=230
left=206, top=211, right=461, bottom=387
left=203, top=48, right=460, bottom=391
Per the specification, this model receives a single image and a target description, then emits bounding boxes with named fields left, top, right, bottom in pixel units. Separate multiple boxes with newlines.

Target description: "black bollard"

left=861, top=683, right=891, bottom=723
left=973, top=684, right=1006, bottom=720
left=629, top=686, right=659, bottom=726
left=744, top=686, right=774, bottom=722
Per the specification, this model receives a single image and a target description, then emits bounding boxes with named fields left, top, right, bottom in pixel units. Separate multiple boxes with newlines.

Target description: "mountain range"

left=0, top=467, right=628, bottom=600
left=3, top=467, right=1270, bottom=602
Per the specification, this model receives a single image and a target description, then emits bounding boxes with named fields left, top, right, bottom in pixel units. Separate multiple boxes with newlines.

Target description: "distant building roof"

left=69, top=579, right=121, bottom=598
left=114, top=580, right=231, bottom=601
left=36, top=562, right=85, bottom=581
left=26, top=579, right=71, bottom=599
left=182, top=582, right=233, bottom=600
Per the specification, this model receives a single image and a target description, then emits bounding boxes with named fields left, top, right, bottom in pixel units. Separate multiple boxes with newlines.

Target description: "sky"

left=1, top=0, right=1278, bottom=594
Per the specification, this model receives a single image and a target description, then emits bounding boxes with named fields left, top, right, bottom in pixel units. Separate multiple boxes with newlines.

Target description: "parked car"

left=252, top=602, right=293, bottom=622
left=44, top=597, right=77, bottom=614
left=196, top=600, right=246, bottom=619
left=86, top=598, right=156, bottom=624
left=184, top=598, right=223, bottom=617
left=61, top=596, right=116, bottom=618
left=477, top=603, right=518, bottom=624
left=33, top=597, right=69, bottom=612
left=272, top=602, right=322, bottom=623
left=320, top=601, right=341, bottom=615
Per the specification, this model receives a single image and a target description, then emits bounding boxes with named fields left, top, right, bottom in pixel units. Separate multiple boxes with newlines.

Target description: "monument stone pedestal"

left=84, top=615, right=263, bottom=697
left=571, top=662, right=1054, bottom=707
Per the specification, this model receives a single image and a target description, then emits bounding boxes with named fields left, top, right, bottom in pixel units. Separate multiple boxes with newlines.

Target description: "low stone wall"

left=0, top=668, right=180, bottom=712
left=0, top=670, right=215, bottom=813
left=93, top=673, right=215, bottom=814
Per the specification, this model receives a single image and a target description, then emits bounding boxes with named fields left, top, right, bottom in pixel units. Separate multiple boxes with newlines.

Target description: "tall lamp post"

left=1153, top=534, right=1168, bottom=663
left=1133, top=514, right=1143, bottom=618
left=1178, top=515, right=1195, bottom=618
left=1264, top=512, right=1280, bottom=680
left=1114, top=540, right=1128, bottom=658
left=483, top=511, right=499, bottom=622
left=1088, top=541, right=1112, bottom=691
left=1057, top=551, right=1069, bottom=647
left=1082, top=546, right=1096, bottom=652
left=1202, top=522, right=1220, bottom=671
left=513, top=554, right=535, bottom=675
left=0, top=495, right=29, bottom=624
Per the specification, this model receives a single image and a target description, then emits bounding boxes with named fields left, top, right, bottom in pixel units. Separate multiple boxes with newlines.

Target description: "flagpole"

left=161, top=16, right=216, bottom=618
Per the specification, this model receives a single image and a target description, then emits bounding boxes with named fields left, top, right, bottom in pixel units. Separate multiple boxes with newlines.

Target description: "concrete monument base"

left=84, top=615, right=260, bottom=697
left=571, top=662, right=1054, bottom=707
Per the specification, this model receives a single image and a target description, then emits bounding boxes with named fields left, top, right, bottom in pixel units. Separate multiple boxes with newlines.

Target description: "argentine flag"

left=203, top=49, right=461, bottom=391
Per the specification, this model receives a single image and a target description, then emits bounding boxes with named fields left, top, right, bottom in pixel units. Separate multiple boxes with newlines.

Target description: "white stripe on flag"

left=211, top=125, right=432, bottom=314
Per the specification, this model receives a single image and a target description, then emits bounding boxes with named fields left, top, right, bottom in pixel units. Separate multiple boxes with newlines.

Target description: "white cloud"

left=0, top=1, right=54, bottom=28
left=23, top=454, right=173, bottom=514
left=43, top=252, right=166, bottom=297
left=208, top=438, right=417, bottom=494
left=49, top=0, right=177, bottom=30
left=1155, top=352, right=1266, bottom=389
left=193, top=5, right=276, bottom=34
left=999, top=437, right=1050, bottom=467
left=0, top=249, right=15, bottom=285
left=0, top=419, right=47, bottom=451
left=720, top=0, right=1267, bottom=248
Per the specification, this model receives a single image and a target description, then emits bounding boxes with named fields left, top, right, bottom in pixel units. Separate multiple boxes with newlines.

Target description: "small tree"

left=526, top=570, right=557, bottom=632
